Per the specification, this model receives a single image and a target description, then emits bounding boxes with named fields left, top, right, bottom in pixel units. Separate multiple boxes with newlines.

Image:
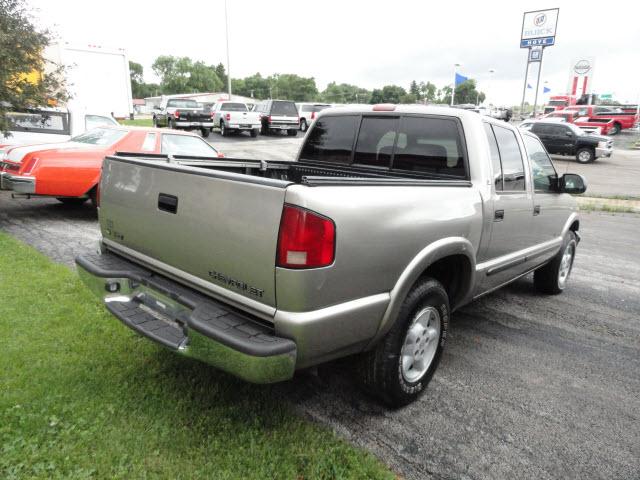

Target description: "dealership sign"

left=521, top=8, right=559, bottom=48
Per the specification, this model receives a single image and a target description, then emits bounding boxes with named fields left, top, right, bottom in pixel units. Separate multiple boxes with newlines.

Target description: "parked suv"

left=296, top=103, right=331, bottom=132
left=254, top=100, right=299, bottom=136
left=521, top=121, right=612, bottom=164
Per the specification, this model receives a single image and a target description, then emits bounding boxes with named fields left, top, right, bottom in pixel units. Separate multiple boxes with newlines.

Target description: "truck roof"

left=318, top=103, right=495, bottom=124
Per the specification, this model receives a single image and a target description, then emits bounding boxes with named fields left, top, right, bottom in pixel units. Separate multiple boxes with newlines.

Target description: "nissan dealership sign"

left=521, top=8, right=559, bottom=48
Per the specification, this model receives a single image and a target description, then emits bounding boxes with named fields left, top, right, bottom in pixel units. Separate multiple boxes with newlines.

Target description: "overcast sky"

left=29, top=0, right=640, bottom=105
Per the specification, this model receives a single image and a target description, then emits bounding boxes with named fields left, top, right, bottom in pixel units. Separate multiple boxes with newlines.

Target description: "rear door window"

left=161, top=134, right=217, bottom=157
left=492, top=125, right=526, bottom=191
left=271, top=101, right=298, bottom=116
left=299, top=115, right=359, bottom=164
left=391, top=116, right=466, bottom=178
left=484, top=123, right=503, bottom=191
left=353, top=117, right=399, bottom=168
left=523, top=134, right=557, bottom=192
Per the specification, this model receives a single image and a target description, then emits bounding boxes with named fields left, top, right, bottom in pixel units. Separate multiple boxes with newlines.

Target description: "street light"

left=487, top=69, right=495, bottom=105
left=451, top=63, right=461, bottom=107
left=224, top=0, right=232, bottom=99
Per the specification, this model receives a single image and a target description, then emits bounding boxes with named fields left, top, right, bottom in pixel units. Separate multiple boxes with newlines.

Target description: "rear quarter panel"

left=276, top=184, right=484, bottom=312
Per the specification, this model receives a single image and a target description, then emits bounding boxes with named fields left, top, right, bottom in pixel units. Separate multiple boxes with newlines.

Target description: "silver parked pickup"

left=77, top=105, right=586, bottom=406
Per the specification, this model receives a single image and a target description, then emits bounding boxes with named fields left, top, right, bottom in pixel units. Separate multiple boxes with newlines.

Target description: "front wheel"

left=534, top=231, right=577, bottom=294
left=609, top=123, right=621, bottom=135
left=576, top=147, right=595, bottom=164
left=300, top=119, right=308, bottom=132
left=201, top=128, right=210, bottom=138
left=355, top=278, right=449, bottom=407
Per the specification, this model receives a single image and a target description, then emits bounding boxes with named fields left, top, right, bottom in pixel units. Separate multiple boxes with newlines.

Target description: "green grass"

left=0, top=233, right=393, bottom=480
left=579, top=203, right=636, bottom=214
left=118, top=118, right=153, bottom=127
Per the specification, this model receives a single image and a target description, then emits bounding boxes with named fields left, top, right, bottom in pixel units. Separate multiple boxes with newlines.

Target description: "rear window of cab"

left=300, top=114, right=467, bottom=178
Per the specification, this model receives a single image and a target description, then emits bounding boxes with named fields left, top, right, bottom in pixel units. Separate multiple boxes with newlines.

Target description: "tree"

left=369, top=85, right=407, bottom=104
left=446, top=79, right=485, bottom=105
left=420, top=81, right=437, bottom=103
left=0, top=0, right=68, bottom=135
left=152, top=55, right=223, bottom=95
left=129, top=61, right=146, bottom=98
left=215, top=63, right=227, bottom=89
left=409, top=80, right=419, bottom=98
left=320, top=82, right=370, bottom=104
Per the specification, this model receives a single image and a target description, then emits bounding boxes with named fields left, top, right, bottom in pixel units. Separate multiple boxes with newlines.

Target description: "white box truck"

left=45, top=43, right=134, bottom=119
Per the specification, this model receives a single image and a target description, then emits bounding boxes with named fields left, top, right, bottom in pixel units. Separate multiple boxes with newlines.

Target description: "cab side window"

left=523, top=135, right=557, bottom=192
left=492, top=125, right=526, bottom=191
left=484, top=123, right=503, bottom=191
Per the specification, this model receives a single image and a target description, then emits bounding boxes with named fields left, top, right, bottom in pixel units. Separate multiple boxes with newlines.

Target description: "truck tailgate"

left=98, top=156, right=290, bottom=315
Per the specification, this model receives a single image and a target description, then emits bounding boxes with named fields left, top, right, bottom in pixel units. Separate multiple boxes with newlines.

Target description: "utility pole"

left=224, top=0, right=232, bottom=99
left=532, top=48, right=545, bottom=117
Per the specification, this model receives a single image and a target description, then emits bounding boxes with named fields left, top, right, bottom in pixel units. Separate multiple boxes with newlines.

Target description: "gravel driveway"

left=1, top=133, right=639, bottom=479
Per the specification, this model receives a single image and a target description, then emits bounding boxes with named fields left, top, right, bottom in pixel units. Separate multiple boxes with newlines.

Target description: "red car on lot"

left=563, top=105, right=639, bottom=135
left=0, top=126, right=223, bottom=205
left=542, top=110, right=615, bottom=135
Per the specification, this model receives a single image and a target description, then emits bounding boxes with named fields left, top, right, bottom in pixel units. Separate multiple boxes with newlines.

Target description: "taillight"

left=267, top=115, right=272, bottom=123
left=21, top=156, right=39, bottom=175
left=210, top=111, right=214, bottom=119
left=277, top=205, right=335, bottom=269
left=225, top=113, right=231, bottom=121
left=175, top=110, right=180, bottom=118
left=311, top=111, right=316, bottom=120
left=217, top=151, right=225, bottom=158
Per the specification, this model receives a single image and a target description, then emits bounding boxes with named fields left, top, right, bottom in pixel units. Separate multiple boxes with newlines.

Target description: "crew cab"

left=0, top=126, right=222, bottom=205
left=152, top=98, right=214, bottom=137
left=211, top=101, right=261, bottom=137
left=296, top=103, right=331, bottom=132
left=563, top=105, right=639, bottom=135
left=254, top=99, right=299, bottom=136
left=520, top=120, right=612, bottom=163
left=542, top=111, right=614, bottom=135
left=0, top=107, right=118, bottom=148
left=76, top=105, right=586, bottom=406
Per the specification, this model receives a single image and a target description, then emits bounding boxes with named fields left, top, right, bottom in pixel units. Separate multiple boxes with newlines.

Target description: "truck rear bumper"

left=175, top=121, right=214, bottom=128
left=76, top=251, right=297, bottom=384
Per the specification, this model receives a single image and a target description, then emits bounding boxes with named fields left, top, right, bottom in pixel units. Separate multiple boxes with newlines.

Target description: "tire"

left=260, top=123, right=269, bottom=135
left=220, top=121, right=228, bottom=137
left=355, top=278, right=449, bottom=407
left=201, top=128, right=210, bottom=138
left=168, top=118, right=176, bottom=130
left=576, top=147, right=595, bottom=164
left=250, top=129, right=259, bottom=138
left=152, top=116, right=158, bottom=128
left=609, top=123, right=621, bottom=135
left=89, top=188, right=98, bottom=209
left=287, top=129, right=298, bottom=137
left=300, top=119, right=308, bottom=132
left=56, top=197, right=88, bottom=205
left=534, top=230, right=577, bottom=295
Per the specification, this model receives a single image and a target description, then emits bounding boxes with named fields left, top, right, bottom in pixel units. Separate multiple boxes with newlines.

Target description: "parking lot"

left=1, top=134, right=639, bottom=479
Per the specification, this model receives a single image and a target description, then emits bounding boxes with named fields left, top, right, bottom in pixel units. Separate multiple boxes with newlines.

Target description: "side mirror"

left=559, top=173, right=587, bottom=194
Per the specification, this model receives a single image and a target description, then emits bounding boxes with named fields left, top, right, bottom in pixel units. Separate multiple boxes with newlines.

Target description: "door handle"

left=533, top=205, right=541, bottom=216
left=158, top=193, right=178, bottom=214
left=494, top=209, right=504, bottom=221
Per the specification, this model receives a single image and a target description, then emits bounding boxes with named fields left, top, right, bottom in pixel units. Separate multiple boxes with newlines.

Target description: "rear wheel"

left=355, top=278, right=449, bottom=407
left=220, top=121, right=228, bottom=137
left=56, top=197, right=88, bottom=206
left=576, top=147, right=595, bottom=164
left=260, top=123, right=269, bottom=135
left=168, top=118, right=176, bottom=130
left=287, top=129, right=298, bottom=137
left=250, top=129, right=259, bottom=138
left=152, top=116, right=158, bottom=128
left=300, top=119, right=308, bottom=132
left=201, top=128, right=210, bottom=138
left=534, top=231, right=577, bottom=294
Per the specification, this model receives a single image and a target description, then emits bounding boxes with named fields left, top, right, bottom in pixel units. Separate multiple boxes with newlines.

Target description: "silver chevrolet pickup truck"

left=76, top=105, right=586, bottom=406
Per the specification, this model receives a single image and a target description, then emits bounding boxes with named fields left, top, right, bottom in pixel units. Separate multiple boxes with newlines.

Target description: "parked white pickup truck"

left=0, top=108, right=118, bottom=148
left=211, top=101, right=261, bottom=137
left=77, top=104, right=586, bottom=406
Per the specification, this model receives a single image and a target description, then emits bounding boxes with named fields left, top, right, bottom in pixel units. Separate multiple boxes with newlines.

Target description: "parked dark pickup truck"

left=77, top=105, right=586, bottom=406
left=152, top=98, right=214, bottom=137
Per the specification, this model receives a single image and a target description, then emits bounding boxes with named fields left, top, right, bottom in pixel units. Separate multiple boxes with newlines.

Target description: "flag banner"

left=455, top=73, right=468, bottom=86
left=543, top=86, right=551, bottom=93
left=527, top=83, right=533, bottom=89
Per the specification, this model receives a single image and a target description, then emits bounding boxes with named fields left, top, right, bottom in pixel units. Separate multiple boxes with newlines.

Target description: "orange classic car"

left=0, top=126, right=223, bottom=205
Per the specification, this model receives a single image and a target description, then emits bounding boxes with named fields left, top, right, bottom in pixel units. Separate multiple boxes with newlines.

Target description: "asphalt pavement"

left=1, top=132, right=639, bottom=479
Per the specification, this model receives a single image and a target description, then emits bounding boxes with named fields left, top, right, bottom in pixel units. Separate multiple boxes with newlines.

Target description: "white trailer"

left=45, top=43, right=133, bottom=119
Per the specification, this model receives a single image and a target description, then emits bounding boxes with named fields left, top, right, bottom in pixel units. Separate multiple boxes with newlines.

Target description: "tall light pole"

left=224, top=0, right=232, bottom=99
left=486, top=69, right=495, bottom=105
left=451, top=63, right=461, bottom=106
